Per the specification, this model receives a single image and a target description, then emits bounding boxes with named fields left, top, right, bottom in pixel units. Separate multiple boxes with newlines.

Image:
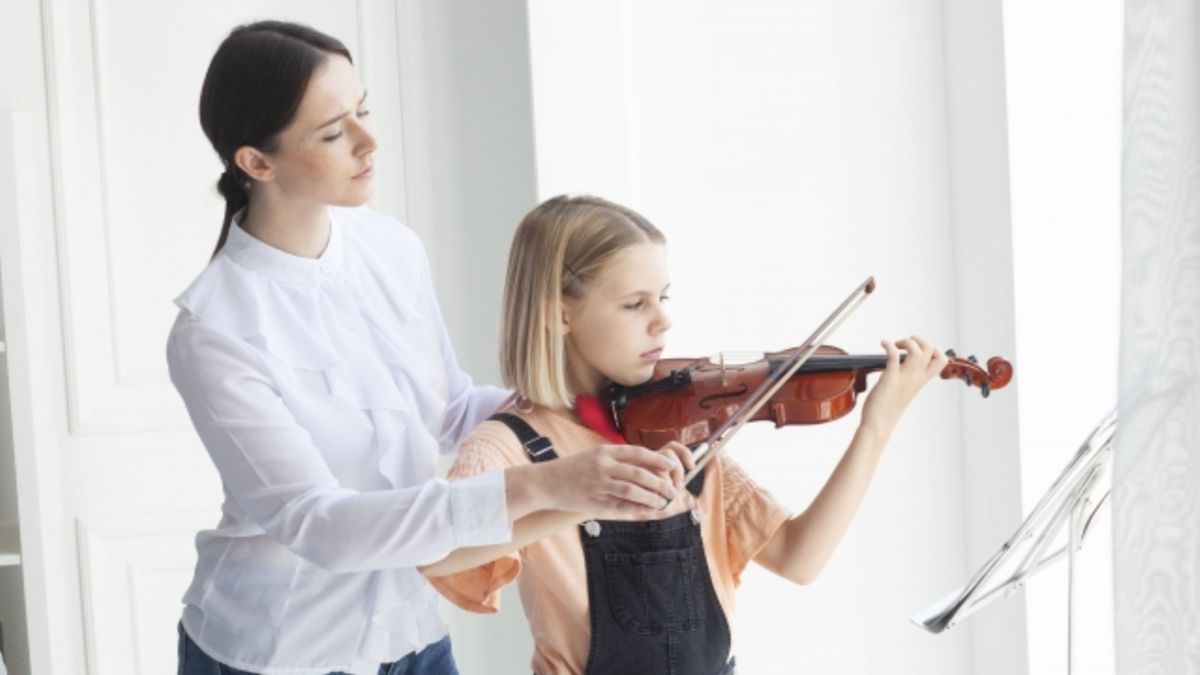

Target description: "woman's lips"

left=353, top=166, right=374, bottom=179
left=640, top=348, right=663, bottom=361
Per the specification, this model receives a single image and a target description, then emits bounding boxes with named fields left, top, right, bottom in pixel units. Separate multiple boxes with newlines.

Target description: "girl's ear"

left=560, top=302, right=572, bottom=337
left=234, top=145, right=275, bottom=183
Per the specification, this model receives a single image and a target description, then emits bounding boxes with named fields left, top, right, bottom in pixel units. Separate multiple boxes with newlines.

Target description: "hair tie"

left=217, top=166, right=250, bottom=200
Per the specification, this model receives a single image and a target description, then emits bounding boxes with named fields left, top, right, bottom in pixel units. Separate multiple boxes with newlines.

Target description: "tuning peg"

left=981, top=382, right=991, bottom=398
left=968, top=355, right=978, bottom=364
left=962, top=373, right=971, bottom=387
left=946, top=348, right=957, bottom=358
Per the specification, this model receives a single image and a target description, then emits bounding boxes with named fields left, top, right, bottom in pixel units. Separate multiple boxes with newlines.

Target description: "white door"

left=23, top=3, right=410, bottom=673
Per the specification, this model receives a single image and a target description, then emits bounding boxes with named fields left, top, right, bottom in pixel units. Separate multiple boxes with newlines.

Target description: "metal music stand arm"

left=911, top=409, right=1116, bottom=641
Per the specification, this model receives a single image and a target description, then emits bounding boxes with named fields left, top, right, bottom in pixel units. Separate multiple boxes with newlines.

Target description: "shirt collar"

left=222, top=207, right=345, bottom=284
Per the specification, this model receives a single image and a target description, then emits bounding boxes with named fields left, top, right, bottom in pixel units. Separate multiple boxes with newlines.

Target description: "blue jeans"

left=177, top=623, right=460, bottom=675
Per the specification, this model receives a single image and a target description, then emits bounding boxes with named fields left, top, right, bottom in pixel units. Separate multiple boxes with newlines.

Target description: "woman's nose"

left=353, top=120, right=377, bottom=156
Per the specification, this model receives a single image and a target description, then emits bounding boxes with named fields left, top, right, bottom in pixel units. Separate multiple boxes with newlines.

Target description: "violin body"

left=610, top=345, right=1013, bottom=448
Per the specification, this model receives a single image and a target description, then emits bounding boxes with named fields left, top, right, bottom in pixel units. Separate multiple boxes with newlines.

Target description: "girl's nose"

left=653, top=307, right=672, bottom=335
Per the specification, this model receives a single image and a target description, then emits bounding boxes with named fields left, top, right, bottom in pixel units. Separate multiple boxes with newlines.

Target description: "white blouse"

left=168, top=206, right=512, bottom=674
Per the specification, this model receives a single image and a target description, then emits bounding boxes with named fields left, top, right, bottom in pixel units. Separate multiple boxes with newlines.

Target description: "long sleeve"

left=412, top=242, right=511, bottom=453
left=428, top=433, right=524, bottom=613
left=168, top=315, right=512, bottom=574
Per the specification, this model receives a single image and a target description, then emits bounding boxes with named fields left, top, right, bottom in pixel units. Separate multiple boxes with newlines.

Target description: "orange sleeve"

left=719, top=455, right=792, bottom=584
left=429, top=433, right=523, bottom=613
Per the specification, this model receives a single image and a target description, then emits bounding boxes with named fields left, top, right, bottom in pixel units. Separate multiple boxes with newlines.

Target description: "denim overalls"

left=491, top=413, right=736, bottom=675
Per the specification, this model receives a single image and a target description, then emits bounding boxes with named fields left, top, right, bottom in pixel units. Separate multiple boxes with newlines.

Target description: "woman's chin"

left=334, top=185, right=374, bottom=208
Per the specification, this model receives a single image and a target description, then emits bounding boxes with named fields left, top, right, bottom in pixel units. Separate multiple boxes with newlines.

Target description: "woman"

left=170, top=22, right=682, bottom=675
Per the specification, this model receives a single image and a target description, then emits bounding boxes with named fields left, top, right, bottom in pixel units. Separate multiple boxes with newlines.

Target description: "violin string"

left=683, top=281, right=875, bottom=483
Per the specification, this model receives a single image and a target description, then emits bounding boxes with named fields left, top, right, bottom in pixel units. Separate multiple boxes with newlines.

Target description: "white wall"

left=0, top=3, right=74, bottom=672
left=387, top=2, right=540, bottom=673
left=1003, top=1, right=1122, bottom=674
left=391, top=0, right=538, bottom=382
left=942, top=2, right=1030, bottom=673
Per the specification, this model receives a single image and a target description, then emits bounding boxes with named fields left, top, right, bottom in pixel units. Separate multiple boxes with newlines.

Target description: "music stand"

left=911, top=409, right=1116, bottom=673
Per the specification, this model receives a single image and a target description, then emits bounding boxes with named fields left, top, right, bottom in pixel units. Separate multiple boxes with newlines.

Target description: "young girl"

left=171, top=24, right=682, bottom=675
left=421, top=195, right=949, bottom=675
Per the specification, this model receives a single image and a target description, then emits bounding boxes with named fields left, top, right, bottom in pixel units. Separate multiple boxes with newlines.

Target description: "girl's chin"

left=610, top=371, right=657, bottom=388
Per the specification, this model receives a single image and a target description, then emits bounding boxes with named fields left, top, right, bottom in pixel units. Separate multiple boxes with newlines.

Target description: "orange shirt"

left=430, top=407, right=791, bottom=675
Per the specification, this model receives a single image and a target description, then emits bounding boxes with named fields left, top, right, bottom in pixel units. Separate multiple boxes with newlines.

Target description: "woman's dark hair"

left=199, top=21, right=352, bottom=256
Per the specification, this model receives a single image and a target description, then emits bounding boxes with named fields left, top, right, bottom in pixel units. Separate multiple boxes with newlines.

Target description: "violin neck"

left=791, top=354, right=899, bottom=374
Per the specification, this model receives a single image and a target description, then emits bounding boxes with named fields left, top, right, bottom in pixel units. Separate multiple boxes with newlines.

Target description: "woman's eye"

left=624, top=300, right=644, bottom=310
left=660, top=294, right=671, bottom=303
left=322, top=131, right=344, bottom=142
left=357, top=109, right=371, bottom=118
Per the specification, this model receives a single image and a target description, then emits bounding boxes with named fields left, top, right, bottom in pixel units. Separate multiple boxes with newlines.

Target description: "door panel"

left=38, top=3, right=407, bottom=672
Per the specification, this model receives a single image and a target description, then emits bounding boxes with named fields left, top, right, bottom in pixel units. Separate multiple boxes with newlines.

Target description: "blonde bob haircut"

left=500, top=195, right=665, bottom=408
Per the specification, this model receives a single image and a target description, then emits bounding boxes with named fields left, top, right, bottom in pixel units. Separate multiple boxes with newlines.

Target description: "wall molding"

left=76, top=510, right=214, bottom=675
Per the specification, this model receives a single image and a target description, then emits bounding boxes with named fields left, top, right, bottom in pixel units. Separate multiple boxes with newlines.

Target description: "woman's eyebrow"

left=315, top=91, right=369, bottom=131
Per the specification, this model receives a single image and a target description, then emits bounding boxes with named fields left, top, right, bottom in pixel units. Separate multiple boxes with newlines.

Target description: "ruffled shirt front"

left=167, top=206, right=512, bottom=675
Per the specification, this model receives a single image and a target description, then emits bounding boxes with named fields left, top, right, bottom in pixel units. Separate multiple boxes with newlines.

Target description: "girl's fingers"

left=908, top=335, right=949, bottom=377
left=881, top=339, right=901, bottom=373
left=659, top=442, right=693, bottom=490
left=927, top=344, right=948, bottom=376
left=662, top=441, right=696, bottom=470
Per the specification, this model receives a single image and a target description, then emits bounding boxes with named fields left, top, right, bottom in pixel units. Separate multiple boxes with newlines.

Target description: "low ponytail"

left=212, top=165, right=250, bottom=258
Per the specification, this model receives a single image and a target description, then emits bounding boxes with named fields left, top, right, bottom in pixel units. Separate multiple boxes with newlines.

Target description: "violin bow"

left=678, top=276, right=877, bottom=489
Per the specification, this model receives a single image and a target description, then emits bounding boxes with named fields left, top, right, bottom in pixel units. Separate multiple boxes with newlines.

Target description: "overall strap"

left=489, top=412, right=558, bottom=462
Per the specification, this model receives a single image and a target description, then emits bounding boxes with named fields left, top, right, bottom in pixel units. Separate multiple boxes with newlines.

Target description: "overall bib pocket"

left=603, top=545, right=707, bottom=635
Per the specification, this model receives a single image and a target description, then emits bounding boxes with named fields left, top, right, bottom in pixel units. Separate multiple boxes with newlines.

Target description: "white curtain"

left=1115, top=0, right=1200, bottom=672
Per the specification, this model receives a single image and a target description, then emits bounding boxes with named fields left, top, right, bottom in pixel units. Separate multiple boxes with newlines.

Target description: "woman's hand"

left=506, top=443, right=687, bottom=521
left=859, top=335, right=948, bottom=440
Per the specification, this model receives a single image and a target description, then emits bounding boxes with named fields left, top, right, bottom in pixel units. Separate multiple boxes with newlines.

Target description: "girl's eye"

left=357, top=109, right=371, bottom=118
left=660, top=294, right=671, bottom=303
left=322, top=131, right=344, bottom=142
left=624, top=300, right=644, bottom=310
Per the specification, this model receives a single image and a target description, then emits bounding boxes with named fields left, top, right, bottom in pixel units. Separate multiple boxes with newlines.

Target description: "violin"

left=608, top=346, right=1013, bottom=449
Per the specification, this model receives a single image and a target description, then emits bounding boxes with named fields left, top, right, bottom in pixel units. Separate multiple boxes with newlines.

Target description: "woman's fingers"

left=547, top=442, right=709, bottom=519
left=604, top=451, right=677, bottom=501
left=581, top=445, right=676, bottom=511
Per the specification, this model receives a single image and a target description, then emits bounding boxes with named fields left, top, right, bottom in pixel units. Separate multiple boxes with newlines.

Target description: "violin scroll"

left=941, top=349, right=1013, bottom=398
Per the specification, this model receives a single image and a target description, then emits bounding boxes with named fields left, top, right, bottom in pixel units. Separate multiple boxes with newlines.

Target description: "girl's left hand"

left=859, top=335, right=948, bottom=439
